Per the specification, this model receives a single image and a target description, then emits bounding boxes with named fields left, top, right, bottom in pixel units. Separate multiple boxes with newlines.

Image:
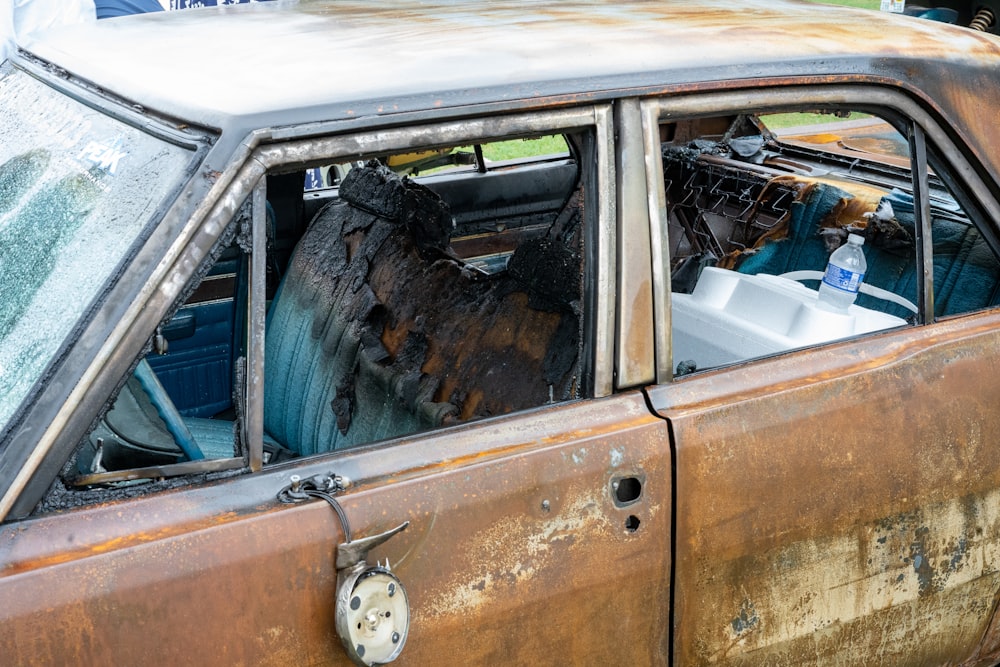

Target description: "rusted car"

left=5, top=1, right=1000, bottom=665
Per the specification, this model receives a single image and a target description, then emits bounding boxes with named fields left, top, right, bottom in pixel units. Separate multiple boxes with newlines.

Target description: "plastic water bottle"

left=818, top=233, right=867, bottom=312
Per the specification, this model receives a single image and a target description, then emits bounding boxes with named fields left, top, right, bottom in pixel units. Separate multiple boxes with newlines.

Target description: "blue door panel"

left=146, top=299, right=234, bottom=417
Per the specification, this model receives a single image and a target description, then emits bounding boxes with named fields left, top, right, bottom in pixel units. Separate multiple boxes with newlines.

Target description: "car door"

left=0, top=105, right=676, bottom=665
left=0, top=399, right=671, bottom=664
left=639, top=88, right=1000, bottom=665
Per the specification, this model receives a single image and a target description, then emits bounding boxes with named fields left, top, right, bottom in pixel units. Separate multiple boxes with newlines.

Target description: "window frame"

left=639, top=85, right=1000, bottom=383
left=242, top=107, right=616, bottom=467
left=22, top=105, right=618, bottom=506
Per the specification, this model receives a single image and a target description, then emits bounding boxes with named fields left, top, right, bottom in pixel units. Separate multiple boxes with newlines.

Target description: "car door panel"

left=0, top=394, right=671, bottom=665
left=340, top=401, right=670, bottom=664
left=649, top=313, right=1000, bottom=665
left=146, top=298, right=235, bottom=417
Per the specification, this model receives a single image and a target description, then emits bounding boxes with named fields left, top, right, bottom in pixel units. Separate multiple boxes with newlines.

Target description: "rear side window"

left=657, top=109, right=1000, bottom=375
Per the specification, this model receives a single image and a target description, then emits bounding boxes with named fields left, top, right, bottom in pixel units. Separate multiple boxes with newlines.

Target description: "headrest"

left=338, top=160, right=452, bottom=255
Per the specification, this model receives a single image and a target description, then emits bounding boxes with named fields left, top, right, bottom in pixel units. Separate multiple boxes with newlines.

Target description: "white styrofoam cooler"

left=671, top=267, right=907, bottom=370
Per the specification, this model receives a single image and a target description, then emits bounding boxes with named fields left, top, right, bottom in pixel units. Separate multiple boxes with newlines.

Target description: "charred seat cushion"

left=263, top=162, right=581, bottom=456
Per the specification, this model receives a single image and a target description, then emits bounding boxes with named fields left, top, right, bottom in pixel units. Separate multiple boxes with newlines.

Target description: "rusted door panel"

left=0, top=394, right=671, bottom=665
left=648, top=312, right=1000, bottom=666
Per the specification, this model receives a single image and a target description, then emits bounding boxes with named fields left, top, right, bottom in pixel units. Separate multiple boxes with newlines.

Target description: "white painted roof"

left=18, top=0, right=1000, bottom=132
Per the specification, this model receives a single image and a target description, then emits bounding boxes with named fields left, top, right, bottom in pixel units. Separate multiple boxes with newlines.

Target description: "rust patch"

left=657, top=316, right=1000, bottom=664
left=422, top=488, right=613, bottom=620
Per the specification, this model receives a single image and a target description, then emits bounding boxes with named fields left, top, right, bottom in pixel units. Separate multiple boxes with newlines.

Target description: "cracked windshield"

left=0, top=63, right=198, bottom=436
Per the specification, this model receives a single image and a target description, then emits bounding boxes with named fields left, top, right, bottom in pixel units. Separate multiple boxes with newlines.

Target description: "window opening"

left=304, top=135, right=570, bottom=189
left=265, top=135, right=586, bottom=455
left=53, top=127, right=590, bottom=504
left=663, top=111, right=919, bottom=375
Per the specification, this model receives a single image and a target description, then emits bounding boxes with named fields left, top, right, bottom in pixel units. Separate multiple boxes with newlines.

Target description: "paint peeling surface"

left=0, top=396, right=673, bottom=664
left=348, top=397, right=675, bottom=664
left=651, top=312, right=1000, bottom=665
left=696, top=494, right=1000, bottom=665
left=422, top=490, right=613, bottom=619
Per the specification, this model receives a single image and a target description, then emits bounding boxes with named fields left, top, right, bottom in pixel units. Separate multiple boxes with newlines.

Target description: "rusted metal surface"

left=960, top=592, right=1000, bottom=667
left=16, top=0, right=1000, bottom=167
left=6, top=1, right=1000, bottom=663
left=642, top=77, right=1000, bottom=662
left=615, top=98, right=656, bottom=388
left=0, top=395, right=670, bottom=665
left=649, top=310, right=1000, bottom=665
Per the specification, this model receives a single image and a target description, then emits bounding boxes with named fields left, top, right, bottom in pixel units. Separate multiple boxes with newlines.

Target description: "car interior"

left=661, top=112, right=1000, bottom=375
left=70, top=132, right=590, bottom=484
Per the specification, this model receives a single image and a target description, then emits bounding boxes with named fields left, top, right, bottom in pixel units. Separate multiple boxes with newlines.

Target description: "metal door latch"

left=278, top=473, right=410, bottom=666
left=335, top=522, right=410, bottom=666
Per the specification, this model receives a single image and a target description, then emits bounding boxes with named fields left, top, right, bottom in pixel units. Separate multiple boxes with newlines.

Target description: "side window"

left=304, top=135, right=570, bottom=189
left=266, top=135, right=585, bottom=456
left=659, top=108, right=1000, bottom=376
left=48, top=124, right=593, bottom=505
left=924, top=154, right=1000, bottom=319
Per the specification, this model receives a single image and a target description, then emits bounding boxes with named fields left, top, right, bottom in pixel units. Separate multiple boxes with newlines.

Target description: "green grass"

left=481, top=136, right=568, bottom=162
left=761, top=111, right=871, bottom=130
left=804, top=0, right=882, bottom=8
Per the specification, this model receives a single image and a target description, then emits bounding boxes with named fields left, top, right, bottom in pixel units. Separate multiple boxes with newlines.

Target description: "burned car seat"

left=261, top=161, right=582, bottom=456
left=731, top=185, right=1000, bottom=318
left=86, top=161, right=583, bottom=470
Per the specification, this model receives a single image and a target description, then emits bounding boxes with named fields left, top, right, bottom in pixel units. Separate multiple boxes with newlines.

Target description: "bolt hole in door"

left=625, top=515, right=641, bottom=532
left=613, top=476, right=643, bottom=505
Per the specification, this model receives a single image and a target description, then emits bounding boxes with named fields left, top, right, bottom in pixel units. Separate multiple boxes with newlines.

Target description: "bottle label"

left=823, top=265, right=865, bottom=293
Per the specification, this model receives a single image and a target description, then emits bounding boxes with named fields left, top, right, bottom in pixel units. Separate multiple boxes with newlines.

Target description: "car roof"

left=18, top=0, right=1000, bottom=135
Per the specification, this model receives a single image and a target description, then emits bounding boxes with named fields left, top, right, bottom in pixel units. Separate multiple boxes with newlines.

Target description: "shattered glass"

left=0, top=64, right=197, bottom=437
